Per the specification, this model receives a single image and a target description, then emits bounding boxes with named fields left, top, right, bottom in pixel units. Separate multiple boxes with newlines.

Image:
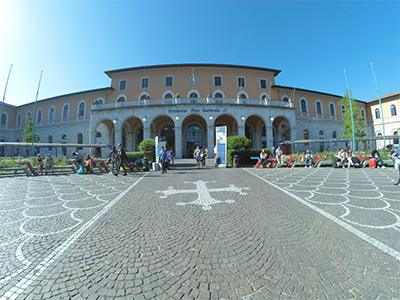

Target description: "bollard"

left=143, top=157, right=149, bottom=171
left=233, top=155, right=239, bottom=168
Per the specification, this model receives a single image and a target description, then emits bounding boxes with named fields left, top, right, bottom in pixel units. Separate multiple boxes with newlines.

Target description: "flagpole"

left=192, top=68, right=195, bottom=102
left=370, top=63, right=386, bottom=148
left=344, top=69, right=356, bottom=150
left=31, top=70, right=43, bottom=156
left=0, top=64, right=13, bottom=144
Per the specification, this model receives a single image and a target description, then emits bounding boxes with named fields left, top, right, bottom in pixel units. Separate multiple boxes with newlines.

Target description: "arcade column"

left=174, top=126, right=182, bottom=158
left=207, top=126, right=215, bottom=158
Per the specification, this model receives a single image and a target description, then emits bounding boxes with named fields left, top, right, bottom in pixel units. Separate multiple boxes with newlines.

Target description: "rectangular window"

left=237, top=76, right=246, bottom=88
left=119, top=80, right=127, bottom=90
left=165, top=76, right=173, bottom=87
left=141, top=77, right=149, bottom=88
left=259, top=78, right=267, bottom=89
left=214, top=75, right=222, bottom=86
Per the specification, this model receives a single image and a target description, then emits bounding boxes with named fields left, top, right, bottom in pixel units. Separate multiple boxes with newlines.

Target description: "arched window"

left=261, top=95, right=268, bottom=100
left=391, top=104, right=397, bottom=116
left=78, top=102, right=85, bottom=116
left=49, top=107, right=55, bottom=121
left=164, top=93, right=173, bottom=99
left=48, top=135, right=53, bottom=150
left=303, top=130, right=309, bottom=139
left=300, top=99, right=307, bottom=113
left=96, top=98, right=104, bottom=104
left=238, top=93, right=247, bottom=99
left=214, top=93, right=223, bottom=98
left=393, top=130, right=399, bottom=144
left=360, top=108, right=365, bottom=118
left=189, top=92, right=198, bottom=98
left=332, top=131, right=337, bottom=138
left=96, top=132, right=102, bottom=138
left=375, top=108, right=380, bottom=119
left=17, top=114, right=21, bottom=126
left=1, top=113, right=6, bottom=125
left=63, top=105, right=69, bottom=119
left=319, top=130, right=324, bottom=136
left=77, top=133, right=83, bottom=150
left=140, top=94, right=147, bottom=100
left=37, top=109, right=42, bottom=123
left=329, top=103, right=335, bottom=116
left=282, top=96, right=289, bottom=102
left=316, top=101, right=322, bottom=115
left=341, top=105, right=346, bottom=115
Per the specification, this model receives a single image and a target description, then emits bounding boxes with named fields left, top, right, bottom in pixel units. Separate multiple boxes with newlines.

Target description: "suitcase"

left=369, top=158, right=376, bottom=168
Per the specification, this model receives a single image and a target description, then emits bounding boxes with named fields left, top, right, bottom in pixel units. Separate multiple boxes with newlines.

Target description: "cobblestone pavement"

left=1, top=161, right=399, bottom=300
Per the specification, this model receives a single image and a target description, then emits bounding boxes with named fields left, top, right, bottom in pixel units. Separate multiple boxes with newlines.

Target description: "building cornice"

left=105, top=63, right=282, bottom=78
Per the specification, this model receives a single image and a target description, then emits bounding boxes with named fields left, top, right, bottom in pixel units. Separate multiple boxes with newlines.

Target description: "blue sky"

left=0, top=0, right=399, bottom=106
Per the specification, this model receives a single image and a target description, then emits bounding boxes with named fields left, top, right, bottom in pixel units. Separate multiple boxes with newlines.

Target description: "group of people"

left=193, top=145, right=208, bottom=169
left=158, top=147, right=175, bottom=174
left=108, top=143, right=128, bottom=176
left=35, top=153, right=55, bottom=175
left=259, top=146, right=285, bottom=167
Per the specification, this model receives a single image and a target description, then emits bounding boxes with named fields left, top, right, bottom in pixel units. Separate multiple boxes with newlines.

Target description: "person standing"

left=194, top=145, right=202, bottom=168
left=116, top=143, right=128, bottom=176
left=72, top=151, right=85, bottom=172
left=392, top=150, right=400, bottom=185
left=159, top=146, right=168, bottom=174
left=108, top=146, right=118, bottom=174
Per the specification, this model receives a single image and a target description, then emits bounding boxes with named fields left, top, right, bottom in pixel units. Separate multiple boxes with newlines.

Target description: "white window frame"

left=37, top=108, right=43, bottom=123
left=329, top=101, right=336, bottom=116
left=162, top=90, right=174, bottom=99
left=141, top=77, right=150, bottom=89
left=260, top=92, right=270, bottom=101
left=389, top=103, right=398, bottom=117
left=259, top=78, right=268, bottom=89
left=237, top=76, right=246, bottom=88
left=138, top=91, right=150, bottom=101
left=375, top=108, right=381, bottom=119
left=17, top=113, right=21, bottom=126
left=77, top=100, right=86, bottom=117
left=119, top=79, right=127, bottom=91
left=360, top=108, right=365, bottom=118
left=48, top=106, right=55, bottom=121
left=213, top=75, right=223, bottom=87
left=315, top=100, right=323, bottom=115
left=282, top=94, right=290, bottom=102
left=62, top=104, right=70, bottom=119
left=1, top=111, right=8, bottom=126
left=96, top=97, right=104, bottom=104
left=300, top=97, right=308, bottom=114
left=164, top=75, right=174, bottom=87
left=213, top=89, right=225, bottom=98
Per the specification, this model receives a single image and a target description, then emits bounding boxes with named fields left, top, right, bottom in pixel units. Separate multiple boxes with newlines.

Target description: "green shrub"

left=139, top=139, right=155, bottom=162
left=126, top=151, right=143, bottom=163
left=227, top=136, right=252, bottom=151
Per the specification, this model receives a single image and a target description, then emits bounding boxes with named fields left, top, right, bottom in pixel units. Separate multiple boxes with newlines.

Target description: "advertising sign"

left=216, top=126, right=227, bottom=167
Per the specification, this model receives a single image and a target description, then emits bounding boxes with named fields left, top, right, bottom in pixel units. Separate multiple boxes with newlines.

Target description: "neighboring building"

left=0, top=64, right=398, bottom=158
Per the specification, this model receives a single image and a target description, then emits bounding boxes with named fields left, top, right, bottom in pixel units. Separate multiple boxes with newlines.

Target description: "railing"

left=92, top=98, right=295, bottom=110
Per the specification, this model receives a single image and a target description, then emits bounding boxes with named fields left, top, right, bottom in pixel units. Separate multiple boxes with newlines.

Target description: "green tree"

left=338, top=91, right=366, bottom=138
left=139, top=139, right=155, bottom=162
left=227, top=136, right=252, bottom=151
left=22, top=116, right=40, bottom=147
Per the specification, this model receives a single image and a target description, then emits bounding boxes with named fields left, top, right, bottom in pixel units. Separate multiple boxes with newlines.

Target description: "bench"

left=18, top=161, right=37, bottom=175
left=0, top=166, right=31, bottom=176
left=313, top=155, right=327, bottom=168
left=95, top=160, right=109, bottom=173
left=127, top=159, right=142, bottom=172
left=251, top=157, right=267, bottom=168
left=53, top=165, right=77, bottom=173
left=286, top=156, right=301, bottom=168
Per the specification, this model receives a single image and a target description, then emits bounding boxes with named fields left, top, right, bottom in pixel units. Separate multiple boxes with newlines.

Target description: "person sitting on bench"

left=305, top=150, right=313, bottom=168
left=259, top=149, right=267, bottom=167
left=45, top=154, right=54, bottom=175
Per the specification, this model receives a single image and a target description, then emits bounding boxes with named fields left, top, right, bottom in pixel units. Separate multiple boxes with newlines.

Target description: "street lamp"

left=175, top=115, right=180, bottom=121
left=209, top=115, right=213, bottom=121
left=241, top=115, right=245, bottom=121
left=142, top=116, right=147, bottom=123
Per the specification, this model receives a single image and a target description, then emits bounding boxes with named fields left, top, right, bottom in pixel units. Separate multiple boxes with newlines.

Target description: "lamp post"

left=0, top=64, right=12, bottom=147
left=370, top=63, right=386, bottom=148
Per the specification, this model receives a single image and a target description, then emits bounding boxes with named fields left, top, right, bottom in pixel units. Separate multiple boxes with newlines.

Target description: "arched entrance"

left=272, top=116, right=291, bottom=154
left=160, top=124, right=175, bottom=148
left=186, top=125, right=202, bottom=157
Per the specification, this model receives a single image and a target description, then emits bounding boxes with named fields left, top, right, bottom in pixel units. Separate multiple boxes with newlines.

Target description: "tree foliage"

left=227, top=136, right=252, bottom=151
left=139, top=139, right=155, bottom=162
left=338, top=91, right=366, bottom=138
left=22, top=116, right=39, bottom=147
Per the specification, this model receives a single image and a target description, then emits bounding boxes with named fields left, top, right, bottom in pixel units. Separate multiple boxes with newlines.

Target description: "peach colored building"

left=0, top=64, right=398, bottom=158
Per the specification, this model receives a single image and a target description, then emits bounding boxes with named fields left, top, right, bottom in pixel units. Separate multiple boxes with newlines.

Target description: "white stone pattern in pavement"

left=245, top=168, right=400, bottom=261
left=0, top=174, right=147, bottom=300
left=155, top=180, right=249, bottom=210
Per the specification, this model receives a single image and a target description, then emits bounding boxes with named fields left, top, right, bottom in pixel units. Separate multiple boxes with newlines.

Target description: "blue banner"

left=216, top=126, right=227, bottom=166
